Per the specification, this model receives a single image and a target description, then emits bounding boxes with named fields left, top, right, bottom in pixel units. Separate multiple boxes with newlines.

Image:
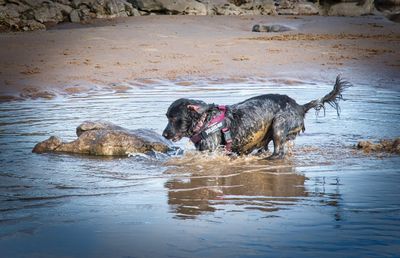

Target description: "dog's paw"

left=266, top=153, right=285, bottom=160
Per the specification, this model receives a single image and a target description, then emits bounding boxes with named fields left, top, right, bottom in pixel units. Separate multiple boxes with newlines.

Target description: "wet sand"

left=0, top=15, right=399, bottom=99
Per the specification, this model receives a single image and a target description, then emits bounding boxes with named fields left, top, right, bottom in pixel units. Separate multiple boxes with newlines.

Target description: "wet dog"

left=163, top=75, right=351, bottom=159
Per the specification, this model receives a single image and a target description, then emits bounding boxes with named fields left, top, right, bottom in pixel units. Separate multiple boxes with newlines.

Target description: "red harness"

left=190, top=105, right=233, bottom=152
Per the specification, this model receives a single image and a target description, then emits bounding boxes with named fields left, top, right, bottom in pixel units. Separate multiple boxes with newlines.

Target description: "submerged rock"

left=33, top=120, right=174, bottom=156
left=357, top=138, right=400, bottom=154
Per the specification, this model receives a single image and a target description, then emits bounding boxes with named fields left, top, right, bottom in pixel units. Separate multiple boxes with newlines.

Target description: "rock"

left=211, top=3, right=247, bottom=15
left=20, top=88, right=56, bottom=99
left=201, top=0, right=277, bottom=14
left=276, top=0, right=320, bottom=15
left=0, top=5, right=20, bottom=30
left=1, top=4, right=23, bottom=18
left=33, top=136, right=63, bottom=153
left=19, top=0, right=49, bottom=7
left=76, top=120, right=126, bottom=136
left=71, top=0, right=93, bottom=9
left=22, top=19, right=46, bottom=30
left=70, top=0, right=137, bottom=20
left=2, top=0, right=396, bottom=32
left=69, top=9, right=81, bottom=22
left=33, top=2, right=65, bottom=23
left=105, top=0, right=127, bottom=15
left=55, top=3, right=73, bottom=16
left=375, top=0, right=400, bottom=22
left=387, top=13, right=400, bottom=22
left=78, top=4, right=95, bottom=21
left=240, top=0, right=277, bottom=15
left=252, top=24, right=293, bottom=32
left=33, top=121, right=175, bottom=156
left=55, top=0, right=71, bottom=5
left=5, top=1, right=31, bottom=13
left=357, top=138, right=400, bottom=154
left=130, top=0, right=207, bottom=15
left=0, top=0, right=140, bottom=31
left=296, top=2, right=320, bottom=15
left=131, top=6, right=141, bottom=16
left=326, top=0, right=375, bottom=16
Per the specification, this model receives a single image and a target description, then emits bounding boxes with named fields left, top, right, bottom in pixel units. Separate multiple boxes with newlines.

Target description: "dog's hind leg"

left=268, top=114, right=288, bottom=160
left=268, top=112, right=304, bottom=160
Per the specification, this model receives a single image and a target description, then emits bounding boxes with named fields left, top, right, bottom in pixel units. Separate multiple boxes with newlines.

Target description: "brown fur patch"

left=242, top=123, right=269, bottom=153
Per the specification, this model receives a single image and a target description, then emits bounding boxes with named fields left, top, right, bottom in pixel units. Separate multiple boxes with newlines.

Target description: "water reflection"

left=165, top=154, right=308, bottom=219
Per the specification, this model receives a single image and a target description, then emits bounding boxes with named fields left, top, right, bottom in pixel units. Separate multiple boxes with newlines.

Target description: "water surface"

left=0, top=78, right=399, bottom=257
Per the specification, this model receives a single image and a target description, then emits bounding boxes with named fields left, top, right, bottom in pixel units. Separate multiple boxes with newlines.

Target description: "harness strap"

left=190, top=105, right=232, bottom=152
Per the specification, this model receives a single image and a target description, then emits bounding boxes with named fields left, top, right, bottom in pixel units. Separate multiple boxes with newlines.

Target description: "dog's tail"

left=302, top=75, right=352, bottom=116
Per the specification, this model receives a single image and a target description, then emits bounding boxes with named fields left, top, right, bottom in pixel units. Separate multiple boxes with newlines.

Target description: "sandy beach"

left=0, top=14, right=399, bottom=100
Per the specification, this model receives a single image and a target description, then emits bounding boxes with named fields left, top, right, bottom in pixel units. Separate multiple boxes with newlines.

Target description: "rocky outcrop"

left=33, top=121, right=174, bottom=156
left=0, top=0, right=396, bottom=32
left=0, top=0, right=139, bottom=31
left=206, top=0, right=317, bottom=15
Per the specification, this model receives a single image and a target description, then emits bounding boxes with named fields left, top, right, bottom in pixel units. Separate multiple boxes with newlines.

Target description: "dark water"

left=0, top=78, right=399, bottom=258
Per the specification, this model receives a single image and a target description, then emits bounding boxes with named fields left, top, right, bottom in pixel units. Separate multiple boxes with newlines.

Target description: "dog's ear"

left=187, top=104, right=210, bottom=114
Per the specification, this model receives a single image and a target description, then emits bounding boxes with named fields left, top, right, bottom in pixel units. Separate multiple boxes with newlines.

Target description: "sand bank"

left=0, top=15, right=399, bottom=100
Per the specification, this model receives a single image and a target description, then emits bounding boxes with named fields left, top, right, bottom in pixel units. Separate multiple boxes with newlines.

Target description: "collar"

left=190, top=105, right=232, bottom=152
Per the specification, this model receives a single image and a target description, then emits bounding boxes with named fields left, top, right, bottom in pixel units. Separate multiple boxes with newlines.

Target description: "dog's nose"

left=162, top=131, right=169, bottom=139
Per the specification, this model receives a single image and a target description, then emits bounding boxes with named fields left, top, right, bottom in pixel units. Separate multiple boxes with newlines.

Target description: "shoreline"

left=1, top=15, right=399, bottom=101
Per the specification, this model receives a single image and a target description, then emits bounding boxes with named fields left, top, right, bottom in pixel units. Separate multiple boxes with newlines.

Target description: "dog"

left=163, top=75, right=351, bottom=159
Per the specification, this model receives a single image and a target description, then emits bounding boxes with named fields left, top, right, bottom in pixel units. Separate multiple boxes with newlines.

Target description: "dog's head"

left=162, top=98, right=212, bottom=142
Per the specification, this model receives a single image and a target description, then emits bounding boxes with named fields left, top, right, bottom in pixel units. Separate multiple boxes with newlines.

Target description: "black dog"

left=163, top=75, right=351, bottom=159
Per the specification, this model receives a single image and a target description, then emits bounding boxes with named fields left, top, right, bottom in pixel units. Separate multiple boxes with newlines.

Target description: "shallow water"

left=0, top=78, right=399, bottom=257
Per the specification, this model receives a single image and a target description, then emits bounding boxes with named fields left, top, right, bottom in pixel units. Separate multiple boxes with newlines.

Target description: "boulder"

left=32, top=2, right=65, bottom=23
left=70, top=0, right=138, bottom=21
left=1, top=4, right=24, bottom=18
left=326, top=0, right=375, bottom=16
left=55, top=0, right=71, bottom=5
left=130, top=0, right=207, bottom=15
left=33, top=121, right=175, bottom=156
left=69, top=9, right=81, bottom=22
left=22, top=19, right=46, bottom=30
left=20, top=0, right=48, bottom=7
left=210, top=3, right=248, bottom=15
left=276, top=0, right=320, bottom=15
left=239, top=0, right=277, bottom=15
left=0, top=4, right=23, bottom=30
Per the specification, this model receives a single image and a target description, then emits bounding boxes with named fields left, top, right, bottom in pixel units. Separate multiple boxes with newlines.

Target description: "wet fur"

left=163, top=75, right=351, bottom=159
